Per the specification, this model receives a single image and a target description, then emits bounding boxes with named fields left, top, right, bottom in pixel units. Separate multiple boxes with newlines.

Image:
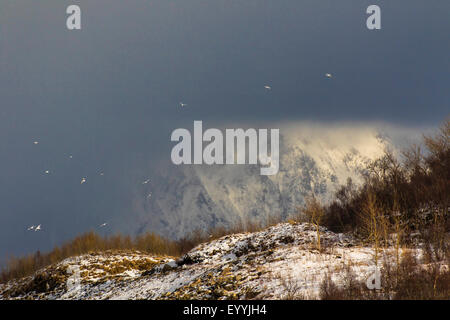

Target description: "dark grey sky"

left=0, top=1, right=449, bottom=261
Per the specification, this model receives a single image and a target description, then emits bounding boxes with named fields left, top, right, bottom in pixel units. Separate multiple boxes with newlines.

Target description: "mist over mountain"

left=128, top=122, right=426, bottom=239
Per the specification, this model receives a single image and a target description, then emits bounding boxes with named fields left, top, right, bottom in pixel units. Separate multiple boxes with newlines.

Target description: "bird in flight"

left=27, top=225, right=36, bottom=231
left=44, top=170, right=50, bottom=174
left=147, top=193, right=152, bottom=199
left=35, top=225, right=41, bottom=232
left=179, top=102, right=188, bottom=107
left=33, top=141, right=39, bottom=145
left=99, top=223, right=107, bottom=228
left=100, top=172, right=104, bottom=176
left=81, top=177, right=87, bottom=184
left=325, top=73, right=333, bottom=78
left=142, top=179, right=150, bottom=185
left=264, top=85, right=272, bottom=90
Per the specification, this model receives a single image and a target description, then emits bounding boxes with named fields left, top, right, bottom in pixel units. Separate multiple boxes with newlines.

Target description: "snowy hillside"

left=0, top=222, right=428, bottom=300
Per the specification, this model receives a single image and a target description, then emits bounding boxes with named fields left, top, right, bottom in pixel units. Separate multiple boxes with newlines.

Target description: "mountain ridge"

left=130, top=126, right=392, bottom=239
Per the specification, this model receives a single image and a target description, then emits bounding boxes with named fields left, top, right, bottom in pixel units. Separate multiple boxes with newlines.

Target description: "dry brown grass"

left=0, top=231, right=180, bottom=283
left=319, top=249, right=450, bottom=300
left=1, top=213, right=286, bottom=284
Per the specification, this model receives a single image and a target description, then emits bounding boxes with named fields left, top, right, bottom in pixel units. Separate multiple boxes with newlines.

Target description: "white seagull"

left=142, top=179, right=150, bottom=185
left=27, top=225, right=36, bottom=231
left=35, top=225, right=41, bottom=232
left=179, top=102, right=188, bottom=107
left=147, top=193, right=152, bottom=199
left=44, top=170, right=50, bottom=174
left=81, top=177, right=87, bottom=184
left=33, top=141, right=39, bottom=145
left=325, top=73, right=333, bottom=78
left=264, top=85, right=272, bottom=90
left=100, top=223, right=107, bottom=228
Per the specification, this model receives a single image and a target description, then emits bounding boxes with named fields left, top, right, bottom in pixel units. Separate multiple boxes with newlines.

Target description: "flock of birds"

left=27, top=144, right=154, bottom=233
left=27, top=222, right=109, bottom=232
left=26, top=74, right=334, bottom=233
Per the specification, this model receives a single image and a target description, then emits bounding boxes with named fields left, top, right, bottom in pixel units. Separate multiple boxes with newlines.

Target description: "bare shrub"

left=276, top=273, right=305, bottom=300
left=302, top=196, right=325, bottom=251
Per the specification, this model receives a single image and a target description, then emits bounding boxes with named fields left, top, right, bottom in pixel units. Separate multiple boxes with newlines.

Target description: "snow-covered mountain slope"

left=130, top=125, right=393, bottom=239
left=0, top=222, right=426, bottom=300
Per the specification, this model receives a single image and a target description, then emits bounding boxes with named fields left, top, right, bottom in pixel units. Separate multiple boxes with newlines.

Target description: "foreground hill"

left=0, top=222, right=446, bottom=300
